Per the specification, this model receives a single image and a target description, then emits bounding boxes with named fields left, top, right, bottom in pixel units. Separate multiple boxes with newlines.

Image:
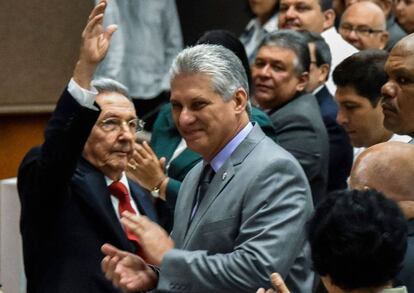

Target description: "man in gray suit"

left=252, top=30, right=329, bottom=204
left=101, top=44, right=314, bottom=292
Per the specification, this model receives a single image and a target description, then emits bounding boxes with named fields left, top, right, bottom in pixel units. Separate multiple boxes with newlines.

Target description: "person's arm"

left=121, top=154, right=313, bottom=292
left=18, top=0, right=117, bottom=204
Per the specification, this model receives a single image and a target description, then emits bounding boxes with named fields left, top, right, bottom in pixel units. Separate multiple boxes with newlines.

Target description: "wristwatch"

left=151, top=185, right=161, bottom=198
left=151, top=176, right=166, bottom=198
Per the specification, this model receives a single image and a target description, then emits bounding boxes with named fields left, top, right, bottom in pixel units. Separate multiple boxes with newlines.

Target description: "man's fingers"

left=87, top=0, right=106, bottom=21
left=271, top=273, right=290, bottom=293
left=103, top=24, right=118, bottom=42
left=101, top=243, right=129, bottom=258
left=101, top=255, right=110, bottom=274
left=142, top=141, right=157, bottom=157
left=84, top=13, right=104, bottom=36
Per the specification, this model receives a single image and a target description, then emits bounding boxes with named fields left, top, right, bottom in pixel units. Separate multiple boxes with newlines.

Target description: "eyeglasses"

left=98, top=117, right=145, bottom=133
left=339, top=24, right=384, bottom=37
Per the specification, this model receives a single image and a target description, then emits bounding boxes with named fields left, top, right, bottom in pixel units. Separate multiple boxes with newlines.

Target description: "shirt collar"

left=208, top=122, right=253, bottom=172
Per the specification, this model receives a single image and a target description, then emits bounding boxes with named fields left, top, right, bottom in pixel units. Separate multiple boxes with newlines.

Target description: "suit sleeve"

left=18, top=88, right=99, bottom=209
left=157, top=155, right=313, bottom=293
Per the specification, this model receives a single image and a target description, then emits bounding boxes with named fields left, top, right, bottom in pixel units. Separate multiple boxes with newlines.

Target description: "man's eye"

left=103, top=119, right=119, bottom=126
left=254, top=60, right=266, bottom=68
left=128, top=120, right=138, bottom=128
left=397, top=77, right=407, bottom=84
left=271, top=64, right=284, bottom=71
left=171, top=103, right=182, bottom=110
left=279, top=5, right=288, bottom=12
left=295, top=5, right=310, bottom=12
left=192, top=101, right=207, bottom=110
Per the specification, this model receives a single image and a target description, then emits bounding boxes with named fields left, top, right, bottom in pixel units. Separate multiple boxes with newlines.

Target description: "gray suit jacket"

left=157, top=124, right=314, bottom=293
left=268, top=93, right=329, bottom=205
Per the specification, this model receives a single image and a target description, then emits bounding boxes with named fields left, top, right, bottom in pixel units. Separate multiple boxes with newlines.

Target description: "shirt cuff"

left=68, top=78, right=99, bottom=110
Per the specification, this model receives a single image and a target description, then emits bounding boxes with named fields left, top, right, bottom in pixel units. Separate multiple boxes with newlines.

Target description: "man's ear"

left=319, top=64, right=331, bottom=83
left=323, top=9, right=336, bottom=30
left=232, top=88, right=249, bottom=114
left=296, top=72, right=309, bottom=92
left=380, top=31, right=389, bottom=50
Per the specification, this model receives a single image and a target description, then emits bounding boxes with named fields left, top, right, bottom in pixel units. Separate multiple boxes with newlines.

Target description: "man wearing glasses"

left=339, top=1, right=389, bottom=50
left=17, top=1, right=157, bottom=292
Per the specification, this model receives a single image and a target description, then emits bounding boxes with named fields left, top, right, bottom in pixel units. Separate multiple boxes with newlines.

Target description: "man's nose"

left=179, top=108, right=196, bottom=126
left=381, top=81, right=397, bottom=101
left=118, top=124, right=135, bottom=141
left=336, top=108, right=348, bottom=125
left=285, top=6, right=297, bottom=18
left=257, top=64, right=271, bottom=77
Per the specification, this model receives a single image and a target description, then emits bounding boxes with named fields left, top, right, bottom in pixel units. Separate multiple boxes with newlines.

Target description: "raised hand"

left=101, top=243, right=158, bottom=292
left=74, top=0, right=118, bottom=88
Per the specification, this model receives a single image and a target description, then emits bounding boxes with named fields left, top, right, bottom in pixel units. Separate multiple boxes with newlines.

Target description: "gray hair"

left=261, top=30, right=311, bottom=76
left=91, top=78, right=131, bottom=101
left=170, top=44, right=251, bottom=115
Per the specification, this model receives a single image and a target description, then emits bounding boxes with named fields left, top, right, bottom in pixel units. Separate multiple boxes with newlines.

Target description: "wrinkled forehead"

left=96, top=92, right=136, bottom=118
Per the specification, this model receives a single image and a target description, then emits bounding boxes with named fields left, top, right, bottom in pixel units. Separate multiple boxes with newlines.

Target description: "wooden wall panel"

left=0, top=114, right=50, bottom=179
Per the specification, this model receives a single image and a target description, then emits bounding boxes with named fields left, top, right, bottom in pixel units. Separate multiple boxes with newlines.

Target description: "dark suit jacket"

left=395, top=219, right=414, bottom=292
left=158, top=124, right=314, bottom=293
left=315, top=86, right=353, bottom=192
left=17, top=89, right=157, bottom=293
left=268, top=92, right=329, bottom=204
left=151, top=103, right=278, bottom=231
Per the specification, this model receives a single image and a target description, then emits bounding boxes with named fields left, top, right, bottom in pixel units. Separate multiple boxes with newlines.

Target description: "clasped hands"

left=101, top=211, right=174, bottom=292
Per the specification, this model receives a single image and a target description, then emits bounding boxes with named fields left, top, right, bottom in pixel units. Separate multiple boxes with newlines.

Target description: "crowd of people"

left=16, top=0, right=414, bottom=292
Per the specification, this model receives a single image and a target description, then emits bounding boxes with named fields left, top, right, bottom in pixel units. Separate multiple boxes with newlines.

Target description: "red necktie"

left=108, top=181, right=140, bottom=248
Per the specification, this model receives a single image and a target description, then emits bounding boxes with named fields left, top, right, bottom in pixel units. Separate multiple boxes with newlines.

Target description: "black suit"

left=17, top=89, right=157, bottom=293
left=315, top=86, right=353, bottom=192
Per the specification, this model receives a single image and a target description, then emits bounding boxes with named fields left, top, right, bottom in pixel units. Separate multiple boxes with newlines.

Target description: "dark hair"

left=333, top=50, right=389, bottom=107
left=261, top=29, right=310, bottom=75
left=197, top=30, right=252, bottom=90
left=320, top=0, right=333, bottom=11
left=299, top=30, right=332, bottom=67
left=308, top=189, right=407, bottom=291
left=245, top=0, right=279, bottom=18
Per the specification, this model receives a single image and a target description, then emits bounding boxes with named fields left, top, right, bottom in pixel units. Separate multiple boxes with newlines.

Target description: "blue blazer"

left=315, top=86, right=353, bottom=192
left=18, top=89, right=157, bottom=293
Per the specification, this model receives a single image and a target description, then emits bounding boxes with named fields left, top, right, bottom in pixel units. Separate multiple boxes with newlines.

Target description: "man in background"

left=350, top=141, right=414, bottom=292
left=301, top=30, right=353, bottom=192
left=333, top=49, right=410, bottom=160
left=252, top=30, right=329, bottom=204
left=339, top=1, right=389, bottom=50
left=278, top=0, right=358, bottom=94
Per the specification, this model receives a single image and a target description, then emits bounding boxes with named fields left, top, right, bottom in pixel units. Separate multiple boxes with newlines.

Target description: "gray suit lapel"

left=182, top=163, right=235, bottom=247
left=180, top=124, right=266, bottom=248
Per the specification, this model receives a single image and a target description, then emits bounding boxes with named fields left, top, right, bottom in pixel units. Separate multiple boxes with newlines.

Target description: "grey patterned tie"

left=190, top=164, right=215, bottom=222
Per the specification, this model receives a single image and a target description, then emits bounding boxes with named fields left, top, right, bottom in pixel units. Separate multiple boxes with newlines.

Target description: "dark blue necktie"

left=190, top=164, right=215, bottom=222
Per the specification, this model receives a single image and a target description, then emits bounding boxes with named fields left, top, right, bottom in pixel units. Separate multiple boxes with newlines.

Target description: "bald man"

left=349, top=141, right=414, bottom=292
left=339, top=2, right=389, bottom=50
